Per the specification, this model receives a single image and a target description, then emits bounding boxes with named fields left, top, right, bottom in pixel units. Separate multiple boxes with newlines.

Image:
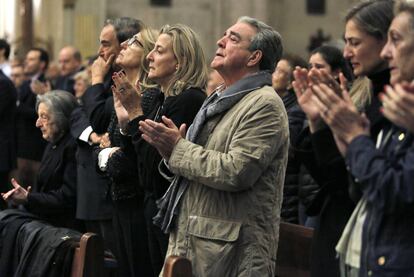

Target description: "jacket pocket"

left=187, top=216, right=242, bottom=277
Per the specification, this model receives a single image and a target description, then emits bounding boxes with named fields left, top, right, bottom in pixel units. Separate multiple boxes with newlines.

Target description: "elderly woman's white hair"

left=73, top=70, right=91, bottom=86
left=36, top=90, right=78, bottom=140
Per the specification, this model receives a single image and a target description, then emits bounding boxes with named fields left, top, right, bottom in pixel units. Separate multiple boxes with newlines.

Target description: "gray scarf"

left=153, top=71, right=272, bottom=233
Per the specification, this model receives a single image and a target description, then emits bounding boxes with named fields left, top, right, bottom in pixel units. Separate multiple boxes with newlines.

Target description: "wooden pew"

left=162, top=222, right=312, bottom=277
left=163, top=255, right=192, bottom=277
left=275, top=222, right=314, bottom=277
left=71, top=233, right=104, bottom=277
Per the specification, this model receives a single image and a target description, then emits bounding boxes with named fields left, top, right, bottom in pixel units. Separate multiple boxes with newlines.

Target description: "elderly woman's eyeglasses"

left=127, top=36, right=144, bottom=48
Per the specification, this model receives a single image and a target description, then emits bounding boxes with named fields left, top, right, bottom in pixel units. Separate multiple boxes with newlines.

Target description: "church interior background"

left=0, top=0, right=359, bottom=64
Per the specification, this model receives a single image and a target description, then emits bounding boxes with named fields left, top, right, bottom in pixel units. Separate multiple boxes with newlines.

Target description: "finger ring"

left=397, top=110, right=406, bottom=117
left=118, top=87, right=125, bottom=93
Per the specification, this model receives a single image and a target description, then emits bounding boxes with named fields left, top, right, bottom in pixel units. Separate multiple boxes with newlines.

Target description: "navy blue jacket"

left=346, top=125, right=414, bottom=276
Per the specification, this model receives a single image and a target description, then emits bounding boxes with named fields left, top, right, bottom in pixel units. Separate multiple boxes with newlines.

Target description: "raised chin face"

left=210, top=54, right=224, bottom=70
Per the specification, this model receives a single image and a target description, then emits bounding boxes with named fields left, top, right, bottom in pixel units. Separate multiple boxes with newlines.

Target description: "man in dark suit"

left=0, top=69, right=17, bottom=208
left=55, top=46, right=83, bottom=94
left=70, top=17, right=142, bottom=256
left=15, top=48, right=49, bottom=189
left=70, top=104, right=114, bottom=250
left=10, top=64, right=27, bottom=89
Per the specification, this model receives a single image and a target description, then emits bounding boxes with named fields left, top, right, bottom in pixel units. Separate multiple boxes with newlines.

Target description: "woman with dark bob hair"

left=2, top=90, right=79, bottom=229
left=309, top=45, right=354, bottom=83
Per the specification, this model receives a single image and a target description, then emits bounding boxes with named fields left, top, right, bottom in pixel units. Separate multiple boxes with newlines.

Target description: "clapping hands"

left=111, top=71, right=143, bottom=122
left=292, top=67, right=369, bottom=156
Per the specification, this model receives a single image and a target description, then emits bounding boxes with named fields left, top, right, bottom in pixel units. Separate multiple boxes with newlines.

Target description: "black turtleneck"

left=365, top=68, right=391, bottom=138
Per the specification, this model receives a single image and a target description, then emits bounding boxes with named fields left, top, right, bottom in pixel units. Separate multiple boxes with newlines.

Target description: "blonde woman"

left=113, top=24, right=207, bottom=276
left=99, top=26, right=160, bottom=277
left=73, top=70, right=91, bottom=99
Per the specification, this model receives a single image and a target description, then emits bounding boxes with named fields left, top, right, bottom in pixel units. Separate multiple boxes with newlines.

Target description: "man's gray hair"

left=237, top=16, right=283, bottom=72
left=104, top=17, right=143, bottom=43
left=36, top=90, right=78, bottom=136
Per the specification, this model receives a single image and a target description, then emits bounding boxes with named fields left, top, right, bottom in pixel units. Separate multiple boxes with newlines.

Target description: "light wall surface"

left=1, top=0, right=360, bottom=62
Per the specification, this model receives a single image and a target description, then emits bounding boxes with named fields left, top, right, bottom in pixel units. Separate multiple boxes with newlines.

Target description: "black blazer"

left=25, top=133, right=78, bottom=228
left=16, top=75, right=47, bottom=161
left=129, top=87, right=206, bottom=199
left=82, top=70, right=115, bottom=134
left=54, top=75, right=75, bottom=95
left=0, top=70, right=17, bottom=172
left=70, top=105, right=113, bottom=220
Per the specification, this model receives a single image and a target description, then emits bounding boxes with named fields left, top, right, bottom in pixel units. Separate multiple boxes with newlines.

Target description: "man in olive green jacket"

left=140, top=16, right=289, bottom=276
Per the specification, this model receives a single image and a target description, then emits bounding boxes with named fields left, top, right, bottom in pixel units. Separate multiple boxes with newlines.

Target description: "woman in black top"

left=99, top=26, right=159, bottom=277
left=113, top=23, right=208, bottom=276
left=292, top=1, right=393, bottom=276
left=2, top=90, right=79, bottom=229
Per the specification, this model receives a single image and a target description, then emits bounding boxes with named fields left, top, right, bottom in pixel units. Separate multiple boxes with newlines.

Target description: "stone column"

left=20, top=0, right=33, bottom=53
left=63, top=0, right=77, bottom=45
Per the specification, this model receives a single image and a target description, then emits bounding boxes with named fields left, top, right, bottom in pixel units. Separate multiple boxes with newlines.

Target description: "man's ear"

left=247, top=50, right=262, bottom=67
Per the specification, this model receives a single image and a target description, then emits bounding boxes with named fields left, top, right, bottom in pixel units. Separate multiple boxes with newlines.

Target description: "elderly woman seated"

left=2, top=90, right=79, bottom=229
